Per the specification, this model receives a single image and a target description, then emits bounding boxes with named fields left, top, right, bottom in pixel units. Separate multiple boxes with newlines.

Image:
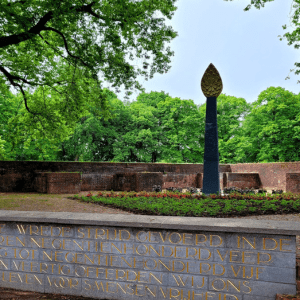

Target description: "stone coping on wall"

left=1, top=210, right=300, bottom=235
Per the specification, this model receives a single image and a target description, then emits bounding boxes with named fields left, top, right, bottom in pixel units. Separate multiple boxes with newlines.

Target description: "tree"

left=0, top=0, right=178, bottom=147
left=224, top=0, right=300, bottom=84
left=231, top=87, right=300, bottom=163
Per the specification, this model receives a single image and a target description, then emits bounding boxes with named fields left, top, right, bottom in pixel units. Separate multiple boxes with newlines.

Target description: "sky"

left=116, top=0, right=300, bottom=110
left=7, top=0, right=300, bottom=115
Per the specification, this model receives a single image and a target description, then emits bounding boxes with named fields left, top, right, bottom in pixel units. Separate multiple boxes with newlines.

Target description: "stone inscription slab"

left=0, top=223, right=295, bottom=300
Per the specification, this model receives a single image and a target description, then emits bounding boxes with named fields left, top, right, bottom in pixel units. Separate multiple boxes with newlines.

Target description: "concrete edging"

left=1, top=210, right=300, bottom=235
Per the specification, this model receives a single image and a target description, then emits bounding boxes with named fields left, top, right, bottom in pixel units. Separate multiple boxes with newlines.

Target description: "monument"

left=201, top=63, right=223, bottom=196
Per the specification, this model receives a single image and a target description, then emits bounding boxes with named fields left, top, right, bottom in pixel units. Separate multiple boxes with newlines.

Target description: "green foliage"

left=0, top=0, right=178, bottom=148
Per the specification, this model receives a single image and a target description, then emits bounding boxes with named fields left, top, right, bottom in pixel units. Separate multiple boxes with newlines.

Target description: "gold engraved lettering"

left=135, top=284, right=145, bottom=296
left=0, top=236, right=4, bottom=244
left=169, top=287, right=180, bottom=299
left=136, top=231, right=147, bottom=242
left=212, top=279, right=226, bottom=291
left=230, top=251, right=241, bottom=263
left=111, top=243, right=123, bottom=254
left=95, top=268, right=104, bottom=278
left=9, top=272, right=17, bottom=283
left=193, top=291, right=204, bottom=299
left=216, top=250, right=228, bottom=261
left=30, top=226, right=39, bottom=236
left=73, top=240, right=84, bottom=251
left=213, top=264, right=225, bottom=276
left=149, top=231, right=158, bottom=243
left=40, top=226, right=48, bottom=236
left=13, top=261, right=24, bottom=271
left=197, top=277, right=205, bottom=289
left=106, top=281, right=116, bottom=293
left=172, top=274, right=189, bottom=287
left=25, top=274, right=34, bottom=284
left=172, top=261, right=185, bottom=272
left=280, top=239, right=292, bottom=252
left=121, top=257, right=133, bottom=268
left=159, top=287, right=169, bottom=298
left=33, top=275, right=42, bottom=285
left=116, top=269, right=126, bottom=280
left=231, top=265, right=241, bottom=277
left=126, top=283, right=135, bottom=295
left=107, top=229, right=117, bottom=241
left=162, top=246, right=174, bottom=258
left=256, top=267, right=264, bottom=279
left=187, top=261, right=197, bottom=274
left=17, top=225, right=26, bottom=235
left=62, top=239, right=72, bottom=250
left=115, top=282, right=126, bottom=294
left=119, top=230, right=130, bottom=241
left=77, top=228, right=85, bottom=238
left=100, top=242, right=110, bottom=253
left=242, top=281, right=252, bottom=293
left=30, top=238, right=42, bottom=248
left=16, top=237, right=26, bottom=247
left=169, top=232, right=182, bottom=244
left=175, top=247, right=185, bottom=258
left=30, top=262, right=38, bottom=272
left=257, top=252, right=272, bottom=264
left=200, top=263, right=211, bottom=274
left=84, top=279, right=91, bottom=290
left=19, top=249, right=30, bottom=260
left=50, top=227, right=62, bottom=237
left=95, top=229, right=105, bottom=239
left=110, top=256, right=118, bottom=267
left=150, top=272, right=163, bottom=284
left=70, top=278, right=78, bottom=289
left=6, top=236, right=14, bottom=246
left=150, top=245, right=161, bottom=257
left=43, top=251, right=52, bottom=261
left=199, top=248, right=211, bottom=260
left=54, top=251, right=63, bottom=262
left=0, top=248, right=7, bottom=258
left=243, top=237, right=256, bottom=249
left=243, top=266, right=253, bottom=279
left=0, top=260, right=8, bottom=269
left=206, top=292, right=215, bottom=299
left=65, top=252, right=75, bottom=263
left=242, top=251, right=254, bottom=264
left=84, top=254, right=95, bottom=265
left=75, top=266, right=86, bottom=277
left=95, top=280, right=105, bottom=291
left=186, top=247, right=197, bottom=259
left=183, top=233, right=193, bottom=245
left=62, top=227, right=71, bottom=237
left=126, top=270, right=138, bottom=281
left=124, top=243, right=134, bottom=254
left=86, top=267, right=95, bottom=277
left=145, top=285, right=156, bottom=297
left=227, top=280, right=241, bottom=292
left=159, top=232, right=169, bottom=243
left=75, top=253, right=82, bottom=263
left=137, top=271, right=148, bottom=283
left=136, top=244, right=148, bottom=255
left=105, top=269, right=115, bottom=280
left=263, top=238, right=277, bottom=251
left=40, top=263, right=48, bottom=273
left=210, top=235, right=222, bottom=247
left=51, top=239, right=62, bottom=250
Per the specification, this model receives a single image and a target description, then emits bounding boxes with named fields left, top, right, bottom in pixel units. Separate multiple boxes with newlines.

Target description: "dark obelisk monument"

left=201, top=63, right=223, bottom=196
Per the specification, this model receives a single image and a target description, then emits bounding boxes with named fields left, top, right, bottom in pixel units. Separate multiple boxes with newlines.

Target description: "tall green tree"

left=231, top=87, right=300, bottom=163
left=0, top=0, right=178, bottom=147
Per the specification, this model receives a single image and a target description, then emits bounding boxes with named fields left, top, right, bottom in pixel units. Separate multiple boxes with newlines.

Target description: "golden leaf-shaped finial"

left=201, top=63, right=223, bottom=98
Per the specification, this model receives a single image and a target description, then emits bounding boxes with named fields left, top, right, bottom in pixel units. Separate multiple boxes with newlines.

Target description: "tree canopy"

left=0, top=0, right=178, bottom=146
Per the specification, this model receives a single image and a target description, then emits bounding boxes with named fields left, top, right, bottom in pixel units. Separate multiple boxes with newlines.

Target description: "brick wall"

left=0, top=160, right=299, bottom=193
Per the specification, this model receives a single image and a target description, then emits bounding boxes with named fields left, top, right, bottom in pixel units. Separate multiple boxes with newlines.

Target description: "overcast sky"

left=7, top=0, right=299, bottom=111
left=119, top=0, right=299, bottom=108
